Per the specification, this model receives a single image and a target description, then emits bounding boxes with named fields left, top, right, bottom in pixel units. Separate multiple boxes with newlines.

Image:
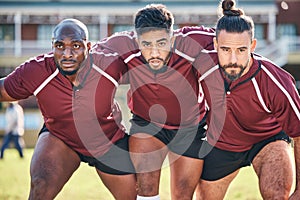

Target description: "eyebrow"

left=220, top=46, right=248, bottom=50
left=156, top=38, right=167, bottom=43
left=141, top=38, right=168, bottom=44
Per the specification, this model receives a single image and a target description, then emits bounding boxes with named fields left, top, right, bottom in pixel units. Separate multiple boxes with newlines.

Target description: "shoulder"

left=174, top=26, right=216, bottom=37
left=254, top=53, right=295, bottom=82
left=17, top=53, right=55, bottom=74
left=90, top=47, right=127, bottom=76
left=174, top=26, right=215, bottom=58
left=97, top=31, right=138, bottom=57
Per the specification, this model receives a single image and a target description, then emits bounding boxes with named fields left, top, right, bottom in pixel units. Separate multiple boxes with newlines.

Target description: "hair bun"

left=222, top=0, right=243, bottom=16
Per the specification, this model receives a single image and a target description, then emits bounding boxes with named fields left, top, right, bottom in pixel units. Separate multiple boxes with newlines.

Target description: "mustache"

left=61, top=59, right=76, bottom=63
left=147, top=57, right=165, bottom=62
left=223, top=63, right=242, bottom=69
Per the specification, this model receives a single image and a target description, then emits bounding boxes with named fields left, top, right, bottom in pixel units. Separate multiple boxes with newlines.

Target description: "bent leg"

left=252, top=140, right=293, bottom=199
left=129, top=133, right=168, bottom=196
left=97, top=169, right=137, bottom=200
left=195, top=170, right=239, bottom=200
left=168, top=152, right=203, bottom=200
left=28, top=132, right=81, bottom=200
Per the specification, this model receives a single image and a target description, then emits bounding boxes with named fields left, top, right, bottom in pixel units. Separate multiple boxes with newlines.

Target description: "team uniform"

left=196, top=52, right=300, bottom=180
left=100, top=26, right=215, bottom=157
left=4, top=43, right=135, bottom=174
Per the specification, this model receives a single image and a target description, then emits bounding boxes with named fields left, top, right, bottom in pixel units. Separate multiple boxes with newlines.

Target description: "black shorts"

left=129, top=114, right=207, bottom=159
left=201, top=131, right=291, bottom=181
left=39, top=124, right=135, bottom=175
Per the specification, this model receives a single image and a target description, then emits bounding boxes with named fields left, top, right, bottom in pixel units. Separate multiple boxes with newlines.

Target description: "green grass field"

left=0, top=148, right=263, bottom=200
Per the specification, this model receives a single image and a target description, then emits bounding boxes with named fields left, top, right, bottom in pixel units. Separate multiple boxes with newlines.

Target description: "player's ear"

left=250, top=38, right=257, bottom=53
left=170, top=36, right=175, bottom=48
left=213, top=37, right=218, bottom=50
left=87, top=41, right=92, bottom=50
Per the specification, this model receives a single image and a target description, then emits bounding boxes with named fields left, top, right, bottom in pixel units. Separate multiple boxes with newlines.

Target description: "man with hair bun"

left=194, top=0, right=300, bottom=199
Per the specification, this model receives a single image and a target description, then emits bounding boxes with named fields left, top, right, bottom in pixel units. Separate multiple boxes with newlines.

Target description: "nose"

left=230, top=52, right=237, bottom=64
left=150, top=46, right=160, bottom=58
left=63, top=47, right=73, bottom=58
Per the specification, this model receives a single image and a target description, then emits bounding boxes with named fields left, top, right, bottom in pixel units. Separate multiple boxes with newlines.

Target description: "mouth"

left=224, top=65, right=239, bottom=69
left=61, top=61, right=76, bottom=68
left=148, top=58, right=164, bottom=70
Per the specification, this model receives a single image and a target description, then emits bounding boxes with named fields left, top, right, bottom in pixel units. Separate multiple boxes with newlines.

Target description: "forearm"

left=293, top=136, right=300, bottom=190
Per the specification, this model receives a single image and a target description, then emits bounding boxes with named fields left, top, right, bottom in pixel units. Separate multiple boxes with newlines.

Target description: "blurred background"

left=0, top=0, right=299, bottom=147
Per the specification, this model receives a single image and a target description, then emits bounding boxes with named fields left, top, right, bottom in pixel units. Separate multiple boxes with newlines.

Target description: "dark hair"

left=216, top=0, right=254, bottom=40
left=134, top=4, right=174, bottom=36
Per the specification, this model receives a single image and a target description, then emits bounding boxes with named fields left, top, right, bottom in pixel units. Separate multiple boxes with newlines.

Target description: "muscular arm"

left=0, top=78, right=17, bottom=102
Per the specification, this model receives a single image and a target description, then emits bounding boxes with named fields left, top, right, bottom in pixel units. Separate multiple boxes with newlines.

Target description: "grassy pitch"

left=0, top=148, right=263, bottom=200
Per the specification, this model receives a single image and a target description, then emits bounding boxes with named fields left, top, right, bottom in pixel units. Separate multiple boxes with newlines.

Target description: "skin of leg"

left=252, top=140, right=293, bottom=199
left=168, top=152, right=203, bottom=200
left=129, top=133, right=169, bottom=196
left=28, top=132, right=81, bottom=200
left=96, top=169, right=137, bottom=200
left=195, top=170, right=239, bottom=200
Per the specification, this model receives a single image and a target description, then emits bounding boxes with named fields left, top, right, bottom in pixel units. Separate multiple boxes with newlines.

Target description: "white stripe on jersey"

left=124, top=52, right=141, bottom=63
left=174, top=49, right=195, bottom=62
left=33, top=68, right=59, bottom=96
left=251, top=78, right=272, bottom=113
left=174, top=30, right=215, bottom=37
left=253, top=53, right=281, bottom=69
left=23, top=53, right=53, bottom=65
left=98, top=31, right=136, bottom=44
left=201, top=49, right=217, bottom=54
left=199, top=65, right=219, bottom=81
left=261, top=64, right=300, bottom=120
left=91, top=50, right=119, bottom=57
left=92, top=64, right=119, bottom=87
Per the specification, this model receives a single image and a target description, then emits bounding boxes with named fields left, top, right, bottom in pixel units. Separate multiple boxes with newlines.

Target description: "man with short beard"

left=194, top=0, right=300, bottom=199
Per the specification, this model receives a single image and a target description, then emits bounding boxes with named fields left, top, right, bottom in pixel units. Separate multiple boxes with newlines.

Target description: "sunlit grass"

left=0, top=148, right=263, bottom=200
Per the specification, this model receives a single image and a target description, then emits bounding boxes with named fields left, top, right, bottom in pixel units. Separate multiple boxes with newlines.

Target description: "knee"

left=261, top=192, right=289, bottom=200
left=260, top=186, right=290, bottom=200
left=136, top=173, right=160, bottom=196
left=29, top=173, right=59, bottom=200
left=29, top=176, right=49, bottom=200
left=172, top=179, right=195, bottom=200
left=193, top=184, right=203, bottom=200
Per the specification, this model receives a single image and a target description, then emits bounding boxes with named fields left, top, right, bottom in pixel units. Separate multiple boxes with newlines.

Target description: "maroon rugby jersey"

left=4, top=44, right=127, bottom=157
left=99, top=26, right=215, bottom=129
left=197, top=52, right=300, bottom=152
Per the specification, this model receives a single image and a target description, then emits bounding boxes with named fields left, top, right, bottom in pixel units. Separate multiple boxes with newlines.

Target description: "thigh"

left=252, top=140, right=293, bottom=199
left=196, top=170, right=239, bottom=200
left=30, top=132, right=81, bottom=196
left=129, top=133, right=168, bottom=195
left=94, top=135, right=135, bottom=174
left=201, top=143, right=245, bottom=181
left=169, top=124, right=206, bottom=159
left=129, top=133, right=168, bottom=173
left=96, top=169, right=137, bottom=200
left=168, top=152, right=203, bottom=199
